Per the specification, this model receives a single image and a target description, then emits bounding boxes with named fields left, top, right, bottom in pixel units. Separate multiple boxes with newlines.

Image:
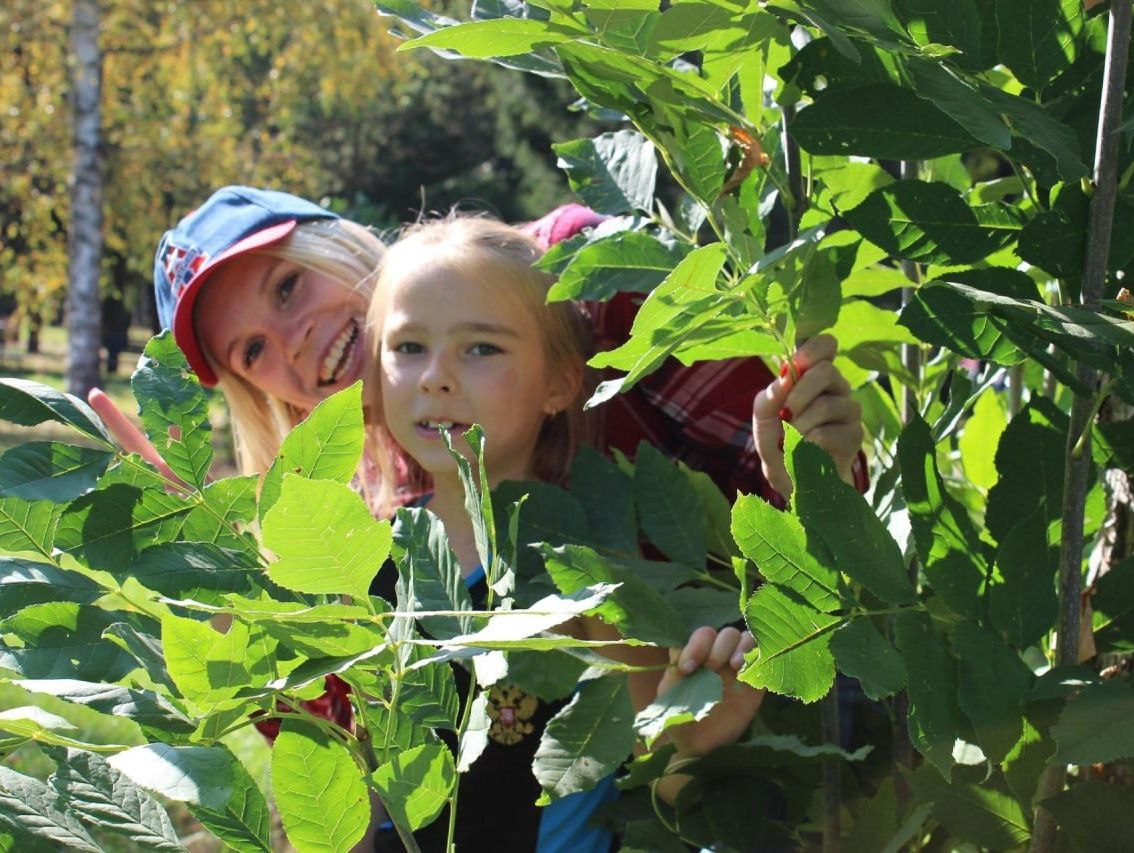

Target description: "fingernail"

left=731, top=653, right=744, bottom=670
left=779, top=361, right=791, bottom=378
left=680, top=658, right=697, bottom=675
left=778, top=407, right=793, bottom=422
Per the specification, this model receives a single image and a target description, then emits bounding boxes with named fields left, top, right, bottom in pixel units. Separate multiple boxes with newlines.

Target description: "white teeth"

left=422, top=421, right=455, bottom=429
left=319, top=320, right=358, bottom=385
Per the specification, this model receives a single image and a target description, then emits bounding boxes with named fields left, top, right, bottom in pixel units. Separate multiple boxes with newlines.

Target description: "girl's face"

left=379, top=263, right=576, bottom=486
left=196, top=253, right=369, bottom=411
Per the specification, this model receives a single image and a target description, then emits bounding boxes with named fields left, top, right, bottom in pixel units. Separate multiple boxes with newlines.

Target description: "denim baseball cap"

left=153, top=185, right=339, bottom=387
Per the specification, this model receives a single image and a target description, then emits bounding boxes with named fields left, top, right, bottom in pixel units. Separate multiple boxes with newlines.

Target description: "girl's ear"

left=543, top=361, right=583, bottom=416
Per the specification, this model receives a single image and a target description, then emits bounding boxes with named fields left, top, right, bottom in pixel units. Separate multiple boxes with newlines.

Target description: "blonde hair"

left=205, top=218, right=386, bottom=475
left=365, top=215, right=592, bottom=516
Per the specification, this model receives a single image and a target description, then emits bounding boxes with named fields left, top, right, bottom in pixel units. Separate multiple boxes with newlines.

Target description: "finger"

left=676, top=626, right=718, bottom=675
left=792, top=334, right=838, bottom=372
left=88, top=389, right=154, bottom=461
left=730, top=631, right=755, bottom=671
left=779, top=361, right=848, bottom=423
left=790, top=394, right=861, bottom=439
left=706, top=626, right=742, bottom=671
left=752, top=384, right=792, bottom=497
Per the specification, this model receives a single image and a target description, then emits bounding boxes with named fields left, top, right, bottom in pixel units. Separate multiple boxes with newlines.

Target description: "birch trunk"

left=66, top=0, right=103, bottom=397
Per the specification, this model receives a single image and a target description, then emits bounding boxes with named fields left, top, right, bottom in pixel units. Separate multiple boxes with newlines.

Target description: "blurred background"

left=0, top=0, right=605, bottom=468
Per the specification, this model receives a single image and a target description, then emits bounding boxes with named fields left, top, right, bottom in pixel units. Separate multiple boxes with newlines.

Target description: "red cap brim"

left=172, top=220, right=298, bottom=387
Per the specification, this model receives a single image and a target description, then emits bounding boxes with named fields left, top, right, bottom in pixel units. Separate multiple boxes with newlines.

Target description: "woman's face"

left=195, top=253, right=369, bottom=411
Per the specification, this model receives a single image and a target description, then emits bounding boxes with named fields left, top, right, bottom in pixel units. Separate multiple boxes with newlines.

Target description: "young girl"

left=365, top=216, right=763, bottom=852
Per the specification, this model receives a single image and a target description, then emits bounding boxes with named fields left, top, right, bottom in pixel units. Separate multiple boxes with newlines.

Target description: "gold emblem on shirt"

left=486, top=684, right=539, bottom=745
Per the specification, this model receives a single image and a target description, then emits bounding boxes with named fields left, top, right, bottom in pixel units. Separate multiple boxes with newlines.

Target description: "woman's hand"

left=752, top=334, right=864, bottom=499
left=87, top=388, right=178, bottom=482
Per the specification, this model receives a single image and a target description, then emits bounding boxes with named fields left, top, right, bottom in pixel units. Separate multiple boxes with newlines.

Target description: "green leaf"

left=1051, top=679, right=1134, bottom=765
left=401, top=16, right=575, bottom=57
left=132, top=332, right=212, bottom=488
left=740, top=584, right=840, bottom=704
left=633, top=667, right=721, bottom=746
left=995, top=0, right=1083, bottom=93
left=0, top=765, right=100, bottom=852
left=548, top=231, right=689, bottom=302
left=632, top=442, right=707, bottom=567
left=539, top=544, right=688, bottom=647
left=792, top=240, right=841, bottom=338
left=372, top=742, right=455, bottom=833
left=897, top=0, right=984, bottom=67
left=0, top=443, right=111, bottom=503
left=391, top=506, right=473, bottom=640
left=505, top=650, right=587, bottom=702
left=1018, top=183, right=1134, bottom=276
left=680, top=733, right=872, bottom=772
left=907, top=764, right=1030, bottom=849
left=0, top=378, right=109, bottom=443
left=0, top=496, right=62, bottom=560
left=534, top=675, right=636, bottom=803
left=0, top=603, right=138, bottom=681
left=568, top=446, right=637, bottom=554
left=128, top=542, right=262, bottom=603
left=272, top=721, right=368, bottom=852
left=108, top=744, right=270, bottom=852
left=1041, top=781, right=1134, bottom=853
left=828, top=617, right=907, bottom=701
left=182, top=475, right=259, bottom=553
left=54, top=484, right=195, bottom=571
left=792, top=84, right=980, bottom=160
left=731, top=493, right=838, bottom=612
left=441, top=426, right=503, bottom=593
left=787, top=428, right=915, bottom=606
left=162, top=614, right=262, bottom=713
left=894, top=611, right=960, bottom=777
left=987, top=397, right=1067, bottom=537
left=989, top=509, right=1058, bottom=649
left=49, top=749, right=184, bottom=851
left=907, top=58, right=1011, bottom=149
left=102, top=622, right=177, bottom=692
left=588, top=243, right=729, bottom=404
left=0, top=556, right=101, bottom=612
left=799, top=0, right=907, bottom=39
left=959, top=388, right=1006, bottom=491
left=263, top=474, right=391, bottom=600
left=898, top=415, right=985, bottom=619
left=552, top=130, right=657, bottom=215
left=399, top=646, right=460, bottom=730
left=846, top=180, right=1022, bottom=265
left=583, top=6, right=660, bottom=54
left=15, top=679, right=194, bottom=735
left=258, top=383, right=366, bottom=521
left=1093, top=555, right=1134, bottom=653
left=953, top=621, right=1033, bottom=764
left=648, top=2, right=769, bottom=57
left=980, top=85, right=1088, bottom=181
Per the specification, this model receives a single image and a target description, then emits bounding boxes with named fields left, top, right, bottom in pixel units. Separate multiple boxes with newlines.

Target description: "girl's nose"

left=420, top=354, right=456, bottom=393
left=287, top=318, right=315, bottom=364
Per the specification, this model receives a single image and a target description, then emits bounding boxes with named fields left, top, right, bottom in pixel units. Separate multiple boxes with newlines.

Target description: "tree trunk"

left=66, top=0, right=103, bottom=398
left=26, top=310, right=41, bottom=355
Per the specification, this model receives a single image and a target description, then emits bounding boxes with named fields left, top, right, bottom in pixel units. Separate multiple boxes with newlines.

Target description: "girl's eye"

left=392, top=341, right=424, bottom=355
left=243, top=337, right=265, bottom=369
left=468, top=343, right=502, bottom=356
left=277, top=272, right=298, bottom=303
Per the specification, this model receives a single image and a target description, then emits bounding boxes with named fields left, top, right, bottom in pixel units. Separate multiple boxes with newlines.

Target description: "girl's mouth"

left=318, top=318, right=360, bottom=386
left=414, top=420, right=469, bottom=439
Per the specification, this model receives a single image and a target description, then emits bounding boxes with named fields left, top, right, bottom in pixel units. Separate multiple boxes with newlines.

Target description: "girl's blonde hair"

left=365, top=215, right=593, bottom=516
left=204, top=218, right=386, bottom=475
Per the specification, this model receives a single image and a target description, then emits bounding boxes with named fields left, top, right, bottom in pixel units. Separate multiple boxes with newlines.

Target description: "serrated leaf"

left=534, top=675, right=636, bottom=803
left=1051, top=679, right=1134, bottom=765
left=959, top=388, right=1006, bottom=491
left=162, top=614, right=265, bottom=713
left=258, top=383, right=366, bottom=521
left=0, top=765, right=100, bottom=851
left=567, top=446, right=636, bottom=554
left=740, top=584, right=840, bottom=703
left=102, top=622, right=176, bottom=691
left=132, top=332, right=212, bottom=488
left=989, top=509, right=1059, bottom=649
left=0, top=603, right=138, bottom=681
left=995, top=0, right=1083, bottom=93
left=0, top=443, right=111, bottom=503
left=49, top=749, right=185, bottom=851
left=0, top=557, right=101, bottom=613
left=14, top=679, right=194, bottom=734
left=894, top=611, right=960, bottom=777
left=731, top=493, right=839, bottom=612
left=953, top=621, right=1033, bottom=764
left=128, top=541, right=262, bottom=603
left=1041, top=781, right=1134, bottom=853
left=0, top=378, right=109, bottom=443
left=787, top=428, right=914, bottom=606
left=633, top=442, right=707, bottom=567
left=54, top=484, right=195, bottom=571
left=548, top=231, right=688, bottom=302
left=828, top=617, right=907, bottom=701
left=372, top=742, right=455, bottom=834
left=272, top=721, right=368, bottom=852
left=908, top=764, right=1030, bottom=848
left=401, top=16, right=575, bottom=58
left=539, top=544, right=688, bottom=647
left=182, top=475, right=258, bottom=553
left=552, top=130, right=657, bottom=215
left=391, top=506, right=473, bottom=640
left=907, top=58, right=1011, bottom=148
left=0, top=496, right=62, bottom=560
left=633, top=667, right=721, bottom=746
left=680, top=734, right=872, bottom=773
left=263, top=474, right=391, bottom=599
left=793, top=84, right=980, bottom=160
